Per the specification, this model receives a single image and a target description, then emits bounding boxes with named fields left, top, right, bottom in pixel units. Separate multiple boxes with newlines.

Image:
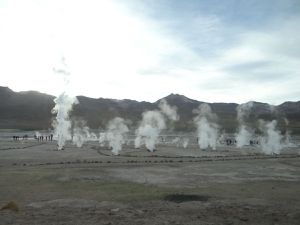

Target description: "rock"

left=111, top=208, right=120, bottom=212
left=1, top=201, right=20, bottom=212
left=239, top=217, right=249, bottom=221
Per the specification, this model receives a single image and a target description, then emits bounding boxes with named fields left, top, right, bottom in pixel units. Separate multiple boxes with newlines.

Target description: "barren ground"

left=0, top=138, right=300, bottom=225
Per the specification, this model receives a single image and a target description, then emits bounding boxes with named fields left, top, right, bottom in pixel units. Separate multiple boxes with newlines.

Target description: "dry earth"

left=0, top=138, right=300, bottom=225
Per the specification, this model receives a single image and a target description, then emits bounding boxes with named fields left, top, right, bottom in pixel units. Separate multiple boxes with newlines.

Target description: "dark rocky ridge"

left=0, top=86, right=299, bottom=133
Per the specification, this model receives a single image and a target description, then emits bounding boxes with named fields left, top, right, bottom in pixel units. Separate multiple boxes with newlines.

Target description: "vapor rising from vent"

left=134, top=111, right=166, bottom=152
left=235, top=102, right=254, bottom=147
left=52, top=92, right=78, bottom=150
left=101, top=117, right=129, bottom=155
left=51, top=57, right=78, bottom=150
left=135, top=100, right=178, bottom=152
left=236, top=125, right=253, bottom=148
left=259, top=120, right=283, bottom=155
left=193, top=103, right=219, bottom=150
left=158, top=99, right=179, bottom=121
left=182, top=137, right=189, bottom=148
left=72, top=120, right=97, bottom=148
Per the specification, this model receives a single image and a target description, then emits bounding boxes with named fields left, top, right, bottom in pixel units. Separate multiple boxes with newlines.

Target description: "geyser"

left=235, top=102, right=254, bottom=148
left=134, top=100, right=178, bottom=152
left=51, top=57, right=77, bottom=150
left=52, top=92, right=78, bottom=150
left=193, top=103, right=219, bottom=150
left=134, top=111, right=166, bottom=152
left=260, top=120, right=283, bottom=155
left=72, top=120, right=97, bottom=148
left=103, top=117, right=129, bottom=155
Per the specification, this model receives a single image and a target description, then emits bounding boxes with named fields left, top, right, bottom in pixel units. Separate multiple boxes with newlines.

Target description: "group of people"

left=225, top=138, right=259, bottom=146
left=12, top=135, right=28, bottom=141
left=34, top=134, right=53, bottom=142
left=12, top=134, right=53, bottom=141
left=225, top=139, right=237, bottom=145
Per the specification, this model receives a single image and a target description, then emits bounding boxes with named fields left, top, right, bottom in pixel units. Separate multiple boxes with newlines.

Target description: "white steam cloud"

left=236, top=125, right=253, bottom=148
left=72, top=120, right=97, bottom=148
left=182, top=137, right=189, bottom=148
left=283, top=118, right=295, bottom=147
left=99, top=132, right=107, bottom=147
left=193, top=103, right=219, bottom=150
left=52, top=93, right=78, bottom=150
left=51, top=57, right=78, bottom=150
left=158, top=99, right=179, bottom=121
left=259, top=120, right=283, bottom=155
left=171, top=137, right=180, bottom=147
left=73, top=126, right=89, bottom=148
left=104, top=117, right=129, bottom=155
left=135, top=111, right=166, bottom=152
left=135, top=100, right=178, bottom=152
left=235, top=102, right=254, bottom=147
left=236, top=101, right=254, bottom=123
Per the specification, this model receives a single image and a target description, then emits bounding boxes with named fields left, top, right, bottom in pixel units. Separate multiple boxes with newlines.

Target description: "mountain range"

left=0, top=86, right=299, bottom=134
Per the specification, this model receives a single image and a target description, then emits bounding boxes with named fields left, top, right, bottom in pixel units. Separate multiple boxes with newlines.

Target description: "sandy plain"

left=0, top=135, right=300, bottom=225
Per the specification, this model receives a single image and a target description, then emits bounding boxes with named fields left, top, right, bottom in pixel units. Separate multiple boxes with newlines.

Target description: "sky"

left=0, top=0, right=299, bottom=104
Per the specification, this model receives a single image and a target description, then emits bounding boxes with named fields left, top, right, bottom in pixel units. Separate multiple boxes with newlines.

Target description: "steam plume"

left=135, top=111, right=166, bottom=152
left=72, top=120, right=96, bottom=148
left=171, top=137, right=180, bottom=147
left=158, top=99, right=179, bottom=121
left=99, top=132, right=107, bottom=147
left=182, top=137, right=189, bottom=148
left=105, top=117, right=129, bottom=155
left=52, top=93, right=78, bottom=150
left=236, top=125, right=253, bottom=147
left=235, top=102, right=254, bottom=147
left=237, top=101, right=254, bottom=123
left=193, top=103, right=219, bottom=150
left=283, top=118, right=294, bottom=147
left=51, top=57, right=77, bottom=150
left=134, top=100, right=178, bottom=152
left=259, top=120, right=283, bottom=154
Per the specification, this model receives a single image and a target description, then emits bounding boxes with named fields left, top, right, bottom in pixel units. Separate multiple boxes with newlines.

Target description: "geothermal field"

left=1, top=0, right=299, bottom=223
left=0, top=97, right=300, bottom=225
left=0, top=132, right=300, bottom=225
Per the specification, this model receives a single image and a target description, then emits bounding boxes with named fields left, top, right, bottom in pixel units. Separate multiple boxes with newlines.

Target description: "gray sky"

left=0, top=0, right=299, bottom=104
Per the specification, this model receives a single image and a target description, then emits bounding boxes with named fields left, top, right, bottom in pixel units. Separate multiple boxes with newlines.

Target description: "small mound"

left=163, top=194, right=209, bottom=203
left=1, top=201, right=20, bottom=212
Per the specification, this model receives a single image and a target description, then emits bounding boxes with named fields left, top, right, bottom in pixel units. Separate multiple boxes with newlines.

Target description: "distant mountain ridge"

left=0, top=86, right=299, bottom=133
